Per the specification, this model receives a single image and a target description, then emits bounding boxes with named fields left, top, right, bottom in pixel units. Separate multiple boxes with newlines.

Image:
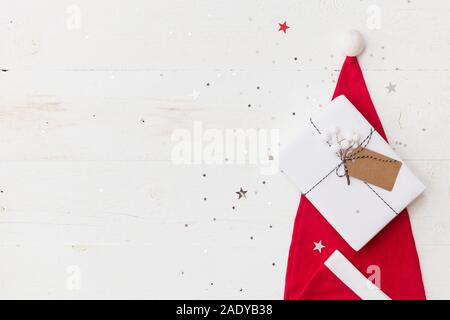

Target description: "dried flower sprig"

left=322, top=127, right=361, bottom=185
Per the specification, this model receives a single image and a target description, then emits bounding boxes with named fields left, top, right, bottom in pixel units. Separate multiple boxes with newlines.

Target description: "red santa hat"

left=284, top=31, right=426, bottom=300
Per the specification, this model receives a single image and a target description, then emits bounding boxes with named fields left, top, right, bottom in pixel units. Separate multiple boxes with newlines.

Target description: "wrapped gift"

left=280, top=95, right=425, bottom=251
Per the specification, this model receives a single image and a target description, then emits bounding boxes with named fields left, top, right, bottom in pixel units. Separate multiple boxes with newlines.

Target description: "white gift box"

left=280, top=95, right=425, bottom=251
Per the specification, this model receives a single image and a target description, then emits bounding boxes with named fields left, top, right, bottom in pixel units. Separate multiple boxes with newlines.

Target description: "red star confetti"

left=278, top=21, right=290, bottom=33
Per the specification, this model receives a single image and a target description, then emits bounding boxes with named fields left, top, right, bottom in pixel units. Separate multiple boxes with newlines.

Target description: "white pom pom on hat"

left=340, top=30, right=365, bottom=57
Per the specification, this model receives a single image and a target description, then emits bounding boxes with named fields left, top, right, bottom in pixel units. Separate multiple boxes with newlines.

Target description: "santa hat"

left=284, top=32, right=426, bottom=300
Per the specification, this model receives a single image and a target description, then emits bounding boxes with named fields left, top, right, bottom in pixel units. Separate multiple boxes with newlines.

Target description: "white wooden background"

left=0, top=0, right=449, bottom=299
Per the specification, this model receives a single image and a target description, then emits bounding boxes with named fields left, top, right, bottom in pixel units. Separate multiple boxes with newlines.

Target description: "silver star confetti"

left=236, top=188, right=247, bottom=199
left=385, top=82, right=397, bottom=93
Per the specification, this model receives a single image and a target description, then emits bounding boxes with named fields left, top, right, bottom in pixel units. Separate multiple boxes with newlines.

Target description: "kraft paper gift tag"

left=346, top=147, right=402, bottom=191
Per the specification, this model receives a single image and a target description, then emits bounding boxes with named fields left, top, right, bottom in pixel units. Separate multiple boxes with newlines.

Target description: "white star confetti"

left=313, top=240, right=326, bottom=253
left=189, top=90, right=200, bottom=100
